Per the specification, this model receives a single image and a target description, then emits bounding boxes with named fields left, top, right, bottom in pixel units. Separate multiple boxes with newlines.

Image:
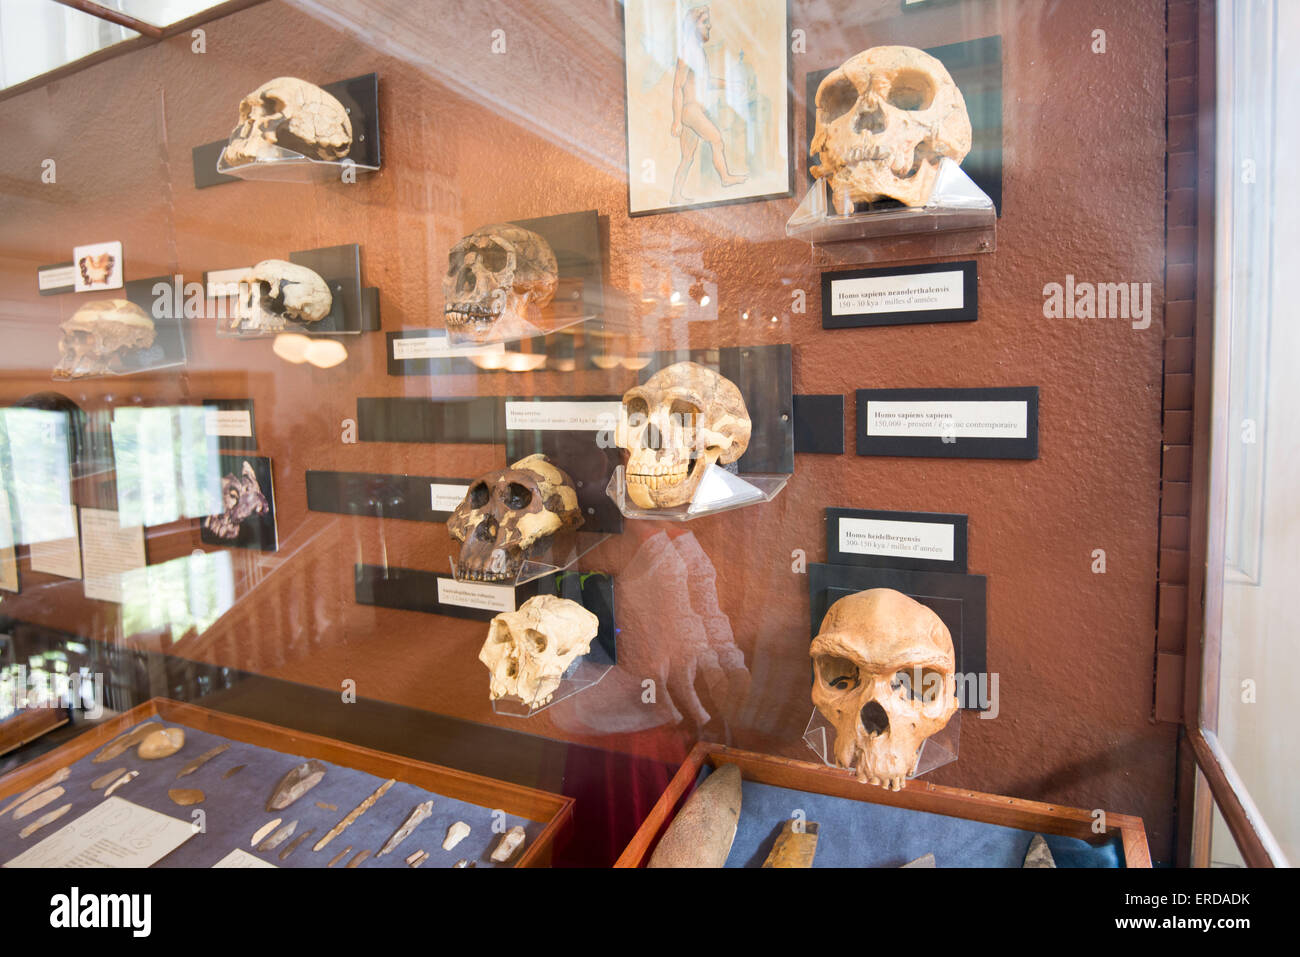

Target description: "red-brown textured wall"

left=0, top=0, right=1179, bottom=860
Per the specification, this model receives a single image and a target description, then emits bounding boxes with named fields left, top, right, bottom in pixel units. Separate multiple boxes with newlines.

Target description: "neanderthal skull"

left=54, top=299, right=156, bottom=379
left=479, top=595, right=599, bottom=708
left=615, top=362, right=751, bottom=509
left=442, top=224, right=558, bottom=343
left=810, top=589, right=958, bottom=791
left=223, top=77, right=352, bottom=166
left=237, top=260, right=332, bottom=332
left=810, top=46, right=971, bottom=209
left=447, top=454, right=583, bottom=583
left=203, top=460, right=270, bottom=540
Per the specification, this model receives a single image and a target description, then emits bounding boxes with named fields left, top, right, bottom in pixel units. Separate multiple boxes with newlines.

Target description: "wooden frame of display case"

left=0, top=697, right=573, bottom=867
left=616, top=742, right=1151, bottom=868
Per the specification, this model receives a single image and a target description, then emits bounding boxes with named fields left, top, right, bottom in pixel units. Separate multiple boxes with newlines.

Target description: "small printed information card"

left=822, top=261, right=977, bottom=329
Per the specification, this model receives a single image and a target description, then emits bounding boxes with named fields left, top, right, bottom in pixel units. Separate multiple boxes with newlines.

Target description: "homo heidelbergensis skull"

left=809, top=46, right=971, bottom=209
left=442, top=224, right=558, bottom=342
left=615, top=361, right=752, bottom=510
left=810, top=589, right=959, bottom=791
left=203, top=460, right=270, bottom=540
left=479, top=595, right=599, bottom=708
left=223, top=77, right=353, bottom=166
left=54, top=299, right=156, bottom=379
left=236, top=260, right=332, bottom=332
left=447, top=454, right=583, bottom=583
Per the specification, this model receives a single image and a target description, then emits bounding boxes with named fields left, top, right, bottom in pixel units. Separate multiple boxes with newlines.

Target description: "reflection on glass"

left=111, top=406, right=222, bottom=527
left=0, top=0, right=139, bottom=90
left=0, top=408, right=74, bottom=545
left=119, top=550, right=235, bottom=642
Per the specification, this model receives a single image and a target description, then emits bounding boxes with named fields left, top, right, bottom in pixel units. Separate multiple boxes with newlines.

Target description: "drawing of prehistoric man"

left=670, top=4, right=748, bottom=204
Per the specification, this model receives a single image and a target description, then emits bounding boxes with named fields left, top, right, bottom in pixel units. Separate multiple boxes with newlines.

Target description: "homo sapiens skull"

left=236, top=260, right=333, bottom=332
left=809, top=46, right=971, bottom=209
left=479, top=595, right=599, bottom=708
left=442, top=224, right=558, bottom=342
left=810, top=589, right=958, bottom=791
left=54, top=299, right=156, bottom=379
left=615, top=361, right=751, bottom=509
left=223, top=77, right=352, bottom=165
left=447, top=454, right=583, bottom=583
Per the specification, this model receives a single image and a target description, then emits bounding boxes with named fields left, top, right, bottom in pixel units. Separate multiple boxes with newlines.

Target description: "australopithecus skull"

left=480, top=595, right=599, bottom=708
left=810, top=46, right=971, bottom=209
left=810, top=589, right=958, bottom=791
left=223, top=77, right=352, bottom=166
left=615, top=362, right=751, bottom=510
left=442, top=224, right=558, bottom=343
left=447, top=454, right=583, bottom=583
left=203, top=461, right=270, bottom=540
left=54, top=300, right=156, bottom=379
left=236, top=260, right=332, bottom=332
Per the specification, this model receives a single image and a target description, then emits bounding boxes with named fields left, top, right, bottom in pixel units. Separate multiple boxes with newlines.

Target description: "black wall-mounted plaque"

left=37, top=262, right=76, bottom=296
left=793, top=394, right=845, bottom=455
left=511, top=209, right=605, bottom=327
left=825, top=508, right=968, bottom=573
left=503, top=395, right=625, bottom=535
left=200, top=398, right=257, bottom=450
left=809, top=562, right=987, bottom=708
left=356, top=397, right=503, bottom=445
left=856, top=387, right=1038, bottom=460
left=289, top=243, right=380, bottom=334
left=638, top=344, right=794, bottom=475
left=535, top=571, right=617, bottom=664
left=194, top=72, right=381, bottom=189
left=822, top=261, right=977, bottom=330
left=107, top=277, right=188, bottom=375
left=306, top=470, right=472, bottom=522
left=806, top=36, right=1003, bottom=214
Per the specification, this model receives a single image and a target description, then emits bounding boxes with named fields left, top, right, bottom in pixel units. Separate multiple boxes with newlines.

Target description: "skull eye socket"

left=505, top=482, right=533, bottom=510
left=891, top=670, right=917, bottom=700
left=893, top=668, right=947, bottom=705
left=625, top=396, right=649, bottom=419
left=478, top=244, right=509, bottom=272
left=469, top=482, right=489, bottom=508
left=525, top=629, right=547, bottom=654
left=885, top=70, right=936, bottom=111
left=446, top=249, right=466, bottom=276
left=816, top=655, right=860, bottom=692
left=819, top=74, right=859, bottom=123
left=669, top=399, right=700, bottom=423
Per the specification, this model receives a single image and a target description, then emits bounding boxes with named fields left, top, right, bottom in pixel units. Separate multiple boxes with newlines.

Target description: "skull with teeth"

left=236, top=260, right=333, bottom=332
left=442, top=224, right=558, bottom=343
left=810, top=589, right=959, bottom=791
left=447, top=454, right=583, bottom=583
left=223, top=76, right=353, bottom=166
left=479, top=595, right=599, bottom=708
left=615, top=361, right=751, bottom=509
left=810, top=45, right=971, bottom=209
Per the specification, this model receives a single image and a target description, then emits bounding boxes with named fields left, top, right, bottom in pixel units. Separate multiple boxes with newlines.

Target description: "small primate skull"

left=615, top=362, right=751, bottom=509
left=810, top=589, right=959, bottom=790
left=479, top=595, right=599, bottom=708
left=810, top=46, right=971, bottom=209
left=447, top=454, right=583, bottom=583
left=223, top=77, right=352, bottom=166
left=54, top=299, right=156, bottom=379
left=442, top=224, right=558, bottom=342
left=204, top=460, right=270, bottom=540
left=237, top=260, right=332, bottom=332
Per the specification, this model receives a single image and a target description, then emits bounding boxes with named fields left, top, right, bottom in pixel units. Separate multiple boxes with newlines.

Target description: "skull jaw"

left=825, top=159, right=942, bottom=210
left=836, top=730, right=921, bottom=792
left=444, top=291, right=535, bottom=343
left=625, top=448, right=719, bottom=510
left=455, top=539, right=525, bottom=583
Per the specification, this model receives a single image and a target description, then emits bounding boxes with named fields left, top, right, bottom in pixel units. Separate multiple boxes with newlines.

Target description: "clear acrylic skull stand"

left=785, top=157, right=995, bottom=248
left=490, top=644, right=616, bottom=718
left=448, top=529, right=612, bottom=588
left=605, top=463, right=790, bottom=521
left=802, top=706, right=960, bottom=782
left=217, top=144, right=379, bottom=183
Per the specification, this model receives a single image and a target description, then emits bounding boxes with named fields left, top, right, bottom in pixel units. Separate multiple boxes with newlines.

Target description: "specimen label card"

left=205, top=409, right=252, bottom=438
left=391, top=334, right=502, bottom=360
left=826, top=508, right=968, bottom=573
left=3, top=798, right=195, bottom=868
left=855, top=388, right=1038, bottom=460
left=822, top=261, right=977, bottom=329
left=435, top=578, right=516, bottom=614
left=305, top=471, right=471, bottom=521
left=213, top=848, right=277, bottom=868
left=29, top=506, right=82, bottom=579
left=37, top=262, right=76, bottom=295
left=430, top=483, right=470, bottom=512
left=504, top=400, right=621, bottom=432
left=79, top=508, right=147, bottom=603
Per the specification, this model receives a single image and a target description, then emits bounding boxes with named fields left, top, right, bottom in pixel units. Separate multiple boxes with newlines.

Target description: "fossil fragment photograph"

left=200, top=455, right=278, bottom=552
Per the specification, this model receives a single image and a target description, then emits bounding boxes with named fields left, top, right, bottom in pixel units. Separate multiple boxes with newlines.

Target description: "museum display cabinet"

left=0, top=0, right=1294, bottom=874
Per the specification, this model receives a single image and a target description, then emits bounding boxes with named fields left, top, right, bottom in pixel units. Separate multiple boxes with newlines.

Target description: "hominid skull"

left=810, top=46, right=971, bottom=209
left=447, top=454, right=583, bottom=583
left=237, top=260, right=333, bottom=332
left=223, top=77, right=352, bottom=165
left=479, top=595, right=599, bottom=708
left=54, top=299, right=156, bottom=379
left=615, top=362, right=751, bottom=509
left=810, top=589, right=958, bottom=791
left=442, top=224, right=558, bottom=343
